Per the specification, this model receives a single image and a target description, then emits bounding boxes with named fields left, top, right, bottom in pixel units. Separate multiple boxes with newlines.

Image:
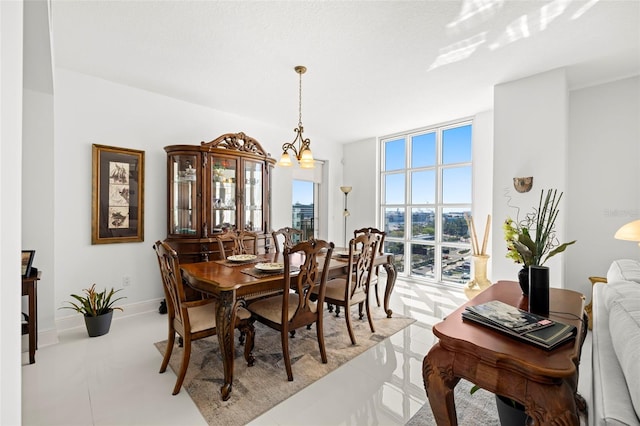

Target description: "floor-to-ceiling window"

left=380, top=120, right=473, bottom=286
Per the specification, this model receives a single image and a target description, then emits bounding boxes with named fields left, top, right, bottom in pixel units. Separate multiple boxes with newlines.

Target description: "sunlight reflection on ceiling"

left=429, top=0, right=601, bottom=70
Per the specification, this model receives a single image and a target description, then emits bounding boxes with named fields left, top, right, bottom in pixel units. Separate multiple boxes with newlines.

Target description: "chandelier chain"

left=298, top=70, right=303, bottom=127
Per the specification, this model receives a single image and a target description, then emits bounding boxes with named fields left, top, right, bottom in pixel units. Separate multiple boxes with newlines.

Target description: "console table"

left=422, top=280, right=587, bottom=425
left=22, top=270, right=41, bottom=364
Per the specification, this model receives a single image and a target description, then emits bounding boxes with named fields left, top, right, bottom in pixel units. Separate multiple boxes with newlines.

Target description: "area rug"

left=154, top=310, right=415, bottom=425
left=406, top=379, right=499, bottom=425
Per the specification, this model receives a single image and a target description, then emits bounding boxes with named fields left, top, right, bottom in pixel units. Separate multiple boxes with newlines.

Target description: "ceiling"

left=39, top=0, right=640, bottom=145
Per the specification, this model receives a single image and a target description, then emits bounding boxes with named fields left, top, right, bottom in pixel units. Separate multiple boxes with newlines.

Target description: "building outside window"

left=292, top=179, right=316, bottom=241
left=380, top=120, right=473, bottom=286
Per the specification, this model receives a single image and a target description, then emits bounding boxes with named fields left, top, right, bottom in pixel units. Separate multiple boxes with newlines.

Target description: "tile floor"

left=21, top=279, right=592, bottom=425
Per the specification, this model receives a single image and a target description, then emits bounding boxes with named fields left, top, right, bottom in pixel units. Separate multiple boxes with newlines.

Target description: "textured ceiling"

left=45, top=0, right=640, bottom=144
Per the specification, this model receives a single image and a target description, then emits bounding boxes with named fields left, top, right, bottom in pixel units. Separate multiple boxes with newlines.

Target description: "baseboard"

left=50, top=298, right=164, bottom=342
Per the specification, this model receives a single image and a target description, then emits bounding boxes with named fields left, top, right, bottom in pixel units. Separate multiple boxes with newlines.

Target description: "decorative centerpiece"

left=503, top=188, right=576, bottom=295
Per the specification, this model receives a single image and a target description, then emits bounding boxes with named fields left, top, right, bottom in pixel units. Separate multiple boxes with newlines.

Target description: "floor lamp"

left=340, top=186, right=352, bottom=248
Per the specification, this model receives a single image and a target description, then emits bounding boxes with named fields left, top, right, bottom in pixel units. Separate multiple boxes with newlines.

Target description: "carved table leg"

left=523, top=380, right=579, bottom=426
left=382, top=254, right=397, bottom=318
left=216, top=289, right=237, bottom=401
left=423, top=342, right=460, bottom=426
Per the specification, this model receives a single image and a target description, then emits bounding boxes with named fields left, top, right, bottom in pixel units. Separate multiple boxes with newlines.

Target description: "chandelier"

left=278, top=65, right=315, bottom=169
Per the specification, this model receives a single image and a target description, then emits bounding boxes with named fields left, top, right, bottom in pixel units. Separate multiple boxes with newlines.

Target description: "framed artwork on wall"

left=92, top=144, right=145, bottom=244
left=21, top=250, right=35, bottom=278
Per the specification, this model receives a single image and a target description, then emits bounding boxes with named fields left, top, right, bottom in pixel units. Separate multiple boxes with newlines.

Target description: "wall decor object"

left=513, top=176, right=533, bottom=193
left=92, top=144, right=145, bottom=244
left=21, top=250, right=35, bottom=277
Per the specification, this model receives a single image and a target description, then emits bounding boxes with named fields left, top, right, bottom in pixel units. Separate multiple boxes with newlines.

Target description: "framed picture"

left=92, top=144, right=145, bottom=244
left=22, top=250, right=35, bottom=278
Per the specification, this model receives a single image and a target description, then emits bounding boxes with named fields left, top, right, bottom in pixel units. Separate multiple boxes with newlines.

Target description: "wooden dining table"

left=180, top=250, right=397, bottom=400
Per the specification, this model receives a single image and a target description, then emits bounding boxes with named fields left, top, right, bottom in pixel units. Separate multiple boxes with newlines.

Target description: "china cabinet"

left=165, top=132, right=276, bottom=263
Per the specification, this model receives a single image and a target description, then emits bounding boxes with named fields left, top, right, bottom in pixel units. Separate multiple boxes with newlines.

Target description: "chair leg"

left=172, top=335, right=192, bottom=395
left=159, top=328, right=176, bottom=374
left=344, top=306, right=357, bottom=345
left=358, top=301, right=365, bottom=320
left=374, top=280, right=381, bottom=307
left=316, top=318, right=327, bottom=363
left=365, top=299, right=375, bottom=333
left=281, top=328, right=293, bottom=381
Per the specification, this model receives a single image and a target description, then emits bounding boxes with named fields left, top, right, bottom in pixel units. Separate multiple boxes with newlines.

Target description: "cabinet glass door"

left=210, top=158, right=237, bottom=232
left=170, top=155, right=198, bottom=235
left=244, top=160, right=263, bottom=232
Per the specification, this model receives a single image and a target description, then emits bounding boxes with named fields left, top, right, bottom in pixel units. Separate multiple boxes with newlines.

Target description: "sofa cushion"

left=607, top=259, right=640, bottom=284
left=604, top=281, right=640, bottom=309
left=609, top=297, right=640, bottom=419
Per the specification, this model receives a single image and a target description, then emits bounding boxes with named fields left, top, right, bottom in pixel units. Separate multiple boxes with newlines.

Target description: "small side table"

left=22, top=270, right=41, bottom=364
left=585, top=276, right=607, bottom=330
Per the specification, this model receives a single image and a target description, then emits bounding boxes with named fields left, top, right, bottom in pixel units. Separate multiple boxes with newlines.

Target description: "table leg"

left=216, top=289, right=237, bottom=401
left=423, top=342, right=460, bottom=425
left=382, top=254, right=396, bottom=318
left=28, top=283, right=36, bottom=364
left=524, top=380, right=579, bottom=425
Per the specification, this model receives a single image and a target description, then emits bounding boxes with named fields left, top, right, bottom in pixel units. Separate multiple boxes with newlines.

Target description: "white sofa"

left=591, top=259, right=640, bottom=426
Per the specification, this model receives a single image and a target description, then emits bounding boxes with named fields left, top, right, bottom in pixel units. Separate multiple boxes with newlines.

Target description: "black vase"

left=517, top=267, right=529, bottom=295
left=529, top=266, right=550, bottom=316
left=84, top=309, right=113, bottom=337
left=495, top=395, right=529, bottom=426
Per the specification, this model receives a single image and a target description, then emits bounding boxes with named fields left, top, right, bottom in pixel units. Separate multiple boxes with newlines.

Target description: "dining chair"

left=353, top=227, right=386, bottom=307
left=153, top=240, right=255, bottom=395
left=271, top=227, right=303, bottom=253
left=215, top=229, right=258, bottom=258
left=246, top=238, right=334, bottom=381
left=321, top=232, right=379, bottom=345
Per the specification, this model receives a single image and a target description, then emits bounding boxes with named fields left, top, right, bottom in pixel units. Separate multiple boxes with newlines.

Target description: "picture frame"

left=92, top=144, right=145, bottom=244
left=22, top=250, right=35, bottom=278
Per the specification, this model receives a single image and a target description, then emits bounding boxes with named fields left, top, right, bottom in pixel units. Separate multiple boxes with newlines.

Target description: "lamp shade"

left=299, top=148, right=314, bottom=169
left=614, top=220, right=640, bottom=243
left=278, top=151, right=292, bottom=167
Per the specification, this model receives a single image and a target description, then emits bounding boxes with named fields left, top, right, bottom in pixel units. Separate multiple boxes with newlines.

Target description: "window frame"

left=379, top=118, right=473, bottom=285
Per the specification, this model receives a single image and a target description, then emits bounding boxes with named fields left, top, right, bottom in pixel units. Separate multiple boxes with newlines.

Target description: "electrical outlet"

left=122, top=276, right=131, bottom=287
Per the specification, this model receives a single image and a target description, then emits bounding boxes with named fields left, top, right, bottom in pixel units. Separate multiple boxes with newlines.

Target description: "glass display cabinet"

left=165, top=132, right=275, bottom=263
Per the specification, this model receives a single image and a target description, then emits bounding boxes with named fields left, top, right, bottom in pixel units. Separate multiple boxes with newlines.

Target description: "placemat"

left=241, top=265, right=299, bottom=279
left=213, top=255, right=270, bottom=267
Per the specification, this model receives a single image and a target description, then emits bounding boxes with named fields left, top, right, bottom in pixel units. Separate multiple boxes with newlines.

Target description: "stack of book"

left=462, top=300, right=577, bottom=350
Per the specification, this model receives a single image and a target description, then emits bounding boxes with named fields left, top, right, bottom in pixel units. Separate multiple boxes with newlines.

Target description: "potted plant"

left=503, top=188, right=576, bottom=294
left=60, top=284, right=126, bottom=337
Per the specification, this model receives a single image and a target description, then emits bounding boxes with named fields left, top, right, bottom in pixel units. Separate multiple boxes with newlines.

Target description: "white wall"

left=342, top=137, right=377, bottom=246
left=22, top=89, right=55, bottom=339
left=1, top=1, right=24, bottom=423
left=492, top=69, right=570, bottom=287
left=49, top=68, right=344, bottom=330
left=566, top=76, right=640, bottom=301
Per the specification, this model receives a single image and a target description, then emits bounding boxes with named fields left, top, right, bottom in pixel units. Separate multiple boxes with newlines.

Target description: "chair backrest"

left=272, top=227, right=304, bottom=253
left=153, top=240, right=187, bottom=325
left=354, top=227, right=386, bottom=254
left=345, top=233, right=379, bottom=300
left=281, top=238, right=334, bottom=327
left=216, top=229, right=258, bottom=258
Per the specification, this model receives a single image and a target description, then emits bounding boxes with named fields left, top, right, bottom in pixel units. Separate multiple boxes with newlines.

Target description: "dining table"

left=180, top=249, right=397, bottom=400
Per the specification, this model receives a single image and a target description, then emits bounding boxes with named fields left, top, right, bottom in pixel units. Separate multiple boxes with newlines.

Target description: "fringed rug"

left=154, top=310, right=415, bottom=425
left=406, top=379, right=500, bottom=425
